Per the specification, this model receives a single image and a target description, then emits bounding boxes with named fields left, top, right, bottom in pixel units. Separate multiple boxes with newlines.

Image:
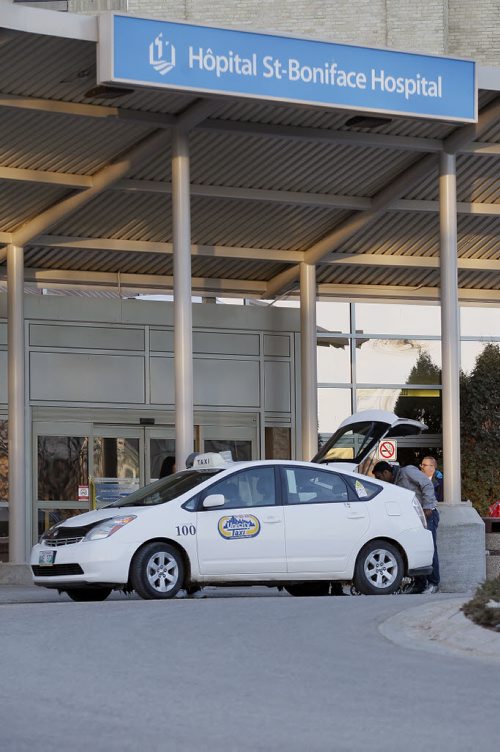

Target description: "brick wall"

left=65, top=0, right=500, bottom=64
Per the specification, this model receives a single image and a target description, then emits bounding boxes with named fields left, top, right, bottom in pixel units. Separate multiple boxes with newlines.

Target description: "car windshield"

left=106, top=469, right=222, bottom=508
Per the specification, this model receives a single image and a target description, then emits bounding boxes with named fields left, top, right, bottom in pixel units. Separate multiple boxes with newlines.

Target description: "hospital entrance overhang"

left=0, top=5, right=499, bottom=578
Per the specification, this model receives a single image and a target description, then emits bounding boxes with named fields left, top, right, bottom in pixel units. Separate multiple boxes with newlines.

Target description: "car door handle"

left=263, top=517, right=282, bottom=524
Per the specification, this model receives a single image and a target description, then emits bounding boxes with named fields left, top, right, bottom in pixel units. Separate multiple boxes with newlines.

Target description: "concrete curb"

left=380, top=596, right=500, bottom=665
left=0, top=563, right=33, bottom=586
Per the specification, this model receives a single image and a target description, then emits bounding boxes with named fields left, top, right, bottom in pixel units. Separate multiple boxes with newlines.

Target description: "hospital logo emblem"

left=149, top=33, right=176, bottom=75
left=218, top=515, right=260, bottom=540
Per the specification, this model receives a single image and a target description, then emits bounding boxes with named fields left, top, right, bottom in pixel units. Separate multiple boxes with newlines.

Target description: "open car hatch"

left=312, top=409, right=427, bottom=473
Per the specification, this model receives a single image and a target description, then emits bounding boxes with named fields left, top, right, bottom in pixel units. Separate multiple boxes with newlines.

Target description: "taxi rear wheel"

left=131, top=542, right=184, bottom=600
left=284, top=582, right=330, bottom=597
left=64, top=587, right=112, bottom=602
left=353, top=540, right=403, bottom=595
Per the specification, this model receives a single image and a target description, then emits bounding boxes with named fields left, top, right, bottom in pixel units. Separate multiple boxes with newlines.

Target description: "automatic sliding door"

left=199, top=425, right=257, bottom=461
left=145, top=427, right=176, bottom=482
left=34, top=422, right=92, bottom=542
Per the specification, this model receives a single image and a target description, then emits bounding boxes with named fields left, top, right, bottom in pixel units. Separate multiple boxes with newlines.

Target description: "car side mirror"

left=203, top=494, right=225, bottom=509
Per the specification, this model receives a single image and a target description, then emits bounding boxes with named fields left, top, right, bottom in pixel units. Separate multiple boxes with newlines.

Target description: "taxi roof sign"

left=192, top=452, right=232, bottom=468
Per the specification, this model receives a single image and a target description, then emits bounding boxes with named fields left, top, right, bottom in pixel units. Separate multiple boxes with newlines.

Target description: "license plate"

left=39, top=550, right=56, bottom=566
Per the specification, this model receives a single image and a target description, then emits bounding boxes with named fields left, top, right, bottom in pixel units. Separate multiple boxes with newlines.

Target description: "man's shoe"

left=422, top=583, right=439, bottom=594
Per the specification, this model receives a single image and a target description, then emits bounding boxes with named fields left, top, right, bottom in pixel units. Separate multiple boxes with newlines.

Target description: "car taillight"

left=412, top=497, right=427, bottom=528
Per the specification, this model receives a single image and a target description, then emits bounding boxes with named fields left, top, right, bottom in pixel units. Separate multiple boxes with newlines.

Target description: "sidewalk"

left=379, top=595, right=500, bottom=665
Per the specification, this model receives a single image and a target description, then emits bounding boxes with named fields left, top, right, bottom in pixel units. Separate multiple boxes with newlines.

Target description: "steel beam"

left=7, top=266, right=499, bottom=304
left=10, top=130, right=169, bottom=247
left=3, top=166, right=500, bottom=217
left=264, top=96, right=500, bottom=299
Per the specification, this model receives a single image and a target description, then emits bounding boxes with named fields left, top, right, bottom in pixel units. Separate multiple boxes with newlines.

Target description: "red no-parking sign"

left=378, top=440, right=397, bottom=461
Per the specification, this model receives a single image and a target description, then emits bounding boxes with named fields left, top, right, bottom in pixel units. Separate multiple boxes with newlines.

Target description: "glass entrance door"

left=33, top=417, right=257, bottom=542
left=199, top=424, right=256, bottom=461
left=145, top=426, right=176, bottom=482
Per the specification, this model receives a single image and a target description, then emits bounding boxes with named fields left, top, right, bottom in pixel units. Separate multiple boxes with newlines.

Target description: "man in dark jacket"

left=373, top=460, right=440, bottom=594
left=419, top=456, right=444, bottom=502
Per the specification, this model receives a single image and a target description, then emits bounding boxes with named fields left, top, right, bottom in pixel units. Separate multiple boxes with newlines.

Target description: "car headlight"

left=412, top=498, right=427, bottom=528
left=84, top=515, right=137, bottom=541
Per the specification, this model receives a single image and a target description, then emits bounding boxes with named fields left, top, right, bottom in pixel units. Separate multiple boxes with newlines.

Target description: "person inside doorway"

left=159, top=456, right=176, bottom=478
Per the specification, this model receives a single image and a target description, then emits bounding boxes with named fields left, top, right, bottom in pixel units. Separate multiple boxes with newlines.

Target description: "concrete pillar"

left=300, top=262, right=318, bottom=460
left=439, top=151, right=461, bottom=504
left=7, top=244, right=26, bottom=564
left=172, top=128, right=194, bottom=469
left=438, top=151, right=485, bottom=592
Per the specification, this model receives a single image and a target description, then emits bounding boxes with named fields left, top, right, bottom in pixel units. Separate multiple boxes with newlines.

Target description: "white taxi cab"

left=31, top=448, right=433, bottom=601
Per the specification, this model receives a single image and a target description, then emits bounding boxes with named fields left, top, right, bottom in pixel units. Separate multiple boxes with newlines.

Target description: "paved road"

left=1, top=589, right=497, bottom=752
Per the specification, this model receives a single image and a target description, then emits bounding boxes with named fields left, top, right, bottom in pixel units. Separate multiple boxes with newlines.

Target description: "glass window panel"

left=461, top=341, right=497, bottom=374
left=356, top=303, right=441, bottom=336
left=356, top=339, right=442, bottom=385
left=460, top=307, right=500, bottom=337
left=356, top=389, right=442, bottom=433
left=37, top=508, right=89, bottom=538
left=0, top=419, right=7, bottom=502
left=37, top=436, right=88, bottom=501
left=93, top=437, right=140, bottom=479
left=206, top=467, right=276, bottom=509
left=318, top=388, right=352, bottom=438
left=317, top=341, right=351, bottom=383
left=284, top=466, right=349, bottom=504
left=203, top=439, right=252, bottom=461
left=316, top=302, right=350, bottom=333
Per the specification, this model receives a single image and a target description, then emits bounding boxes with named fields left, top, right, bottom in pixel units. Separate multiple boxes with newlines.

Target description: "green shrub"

left=462, top=576, right=500, bottom=630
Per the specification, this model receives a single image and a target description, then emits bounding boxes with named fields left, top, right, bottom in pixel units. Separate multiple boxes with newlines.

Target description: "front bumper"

left=31, top=540, right=133, bottom=588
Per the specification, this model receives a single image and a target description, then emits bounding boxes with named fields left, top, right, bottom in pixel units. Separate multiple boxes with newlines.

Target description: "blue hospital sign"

left=98, top=14, right=477, bottom=122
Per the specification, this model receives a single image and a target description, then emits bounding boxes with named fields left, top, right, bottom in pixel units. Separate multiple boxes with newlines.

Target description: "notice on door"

left=78, top=485, right=90, bottom=502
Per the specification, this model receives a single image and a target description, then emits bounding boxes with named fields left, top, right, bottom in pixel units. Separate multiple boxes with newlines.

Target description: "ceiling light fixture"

left=345, top=115, right=393, bottom=129
left=84, top=85, right=135, bottom=99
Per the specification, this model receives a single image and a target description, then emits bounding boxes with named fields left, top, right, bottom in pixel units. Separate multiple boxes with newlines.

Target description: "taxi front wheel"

left=353, top=540, right=404, bottom=595
left=131, top=542, right=185, bottom=600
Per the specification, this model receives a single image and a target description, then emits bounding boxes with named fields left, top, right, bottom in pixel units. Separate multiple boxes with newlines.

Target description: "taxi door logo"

left=218, top=515, right=260, bottom=540
left=149, top=33, right=176, bottom=75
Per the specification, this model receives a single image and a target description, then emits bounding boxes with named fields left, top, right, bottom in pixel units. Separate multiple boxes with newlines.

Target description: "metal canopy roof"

left=0, top=5, right=499, bottom=304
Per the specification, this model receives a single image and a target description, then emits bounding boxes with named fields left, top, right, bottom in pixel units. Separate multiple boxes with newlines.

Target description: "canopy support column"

left=437, top=151, right=485, bottom=592
left=172, top=128, right=194, bottom=469
left=7, top=244, right=26, bottom=563
left=300, top=263, right=318, bottom=460
left=439, top=151, right=461, bottom=503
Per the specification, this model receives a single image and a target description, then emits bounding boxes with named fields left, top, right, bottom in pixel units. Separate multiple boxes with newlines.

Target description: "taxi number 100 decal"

left=176, top=524, right=196, bottom=536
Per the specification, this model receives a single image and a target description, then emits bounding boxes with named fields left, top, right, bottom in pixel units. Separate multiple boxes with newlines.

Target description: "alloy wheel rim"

left=363, top=548, right=398, bottom=589
left=147, top=552, right=179, bottom=592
